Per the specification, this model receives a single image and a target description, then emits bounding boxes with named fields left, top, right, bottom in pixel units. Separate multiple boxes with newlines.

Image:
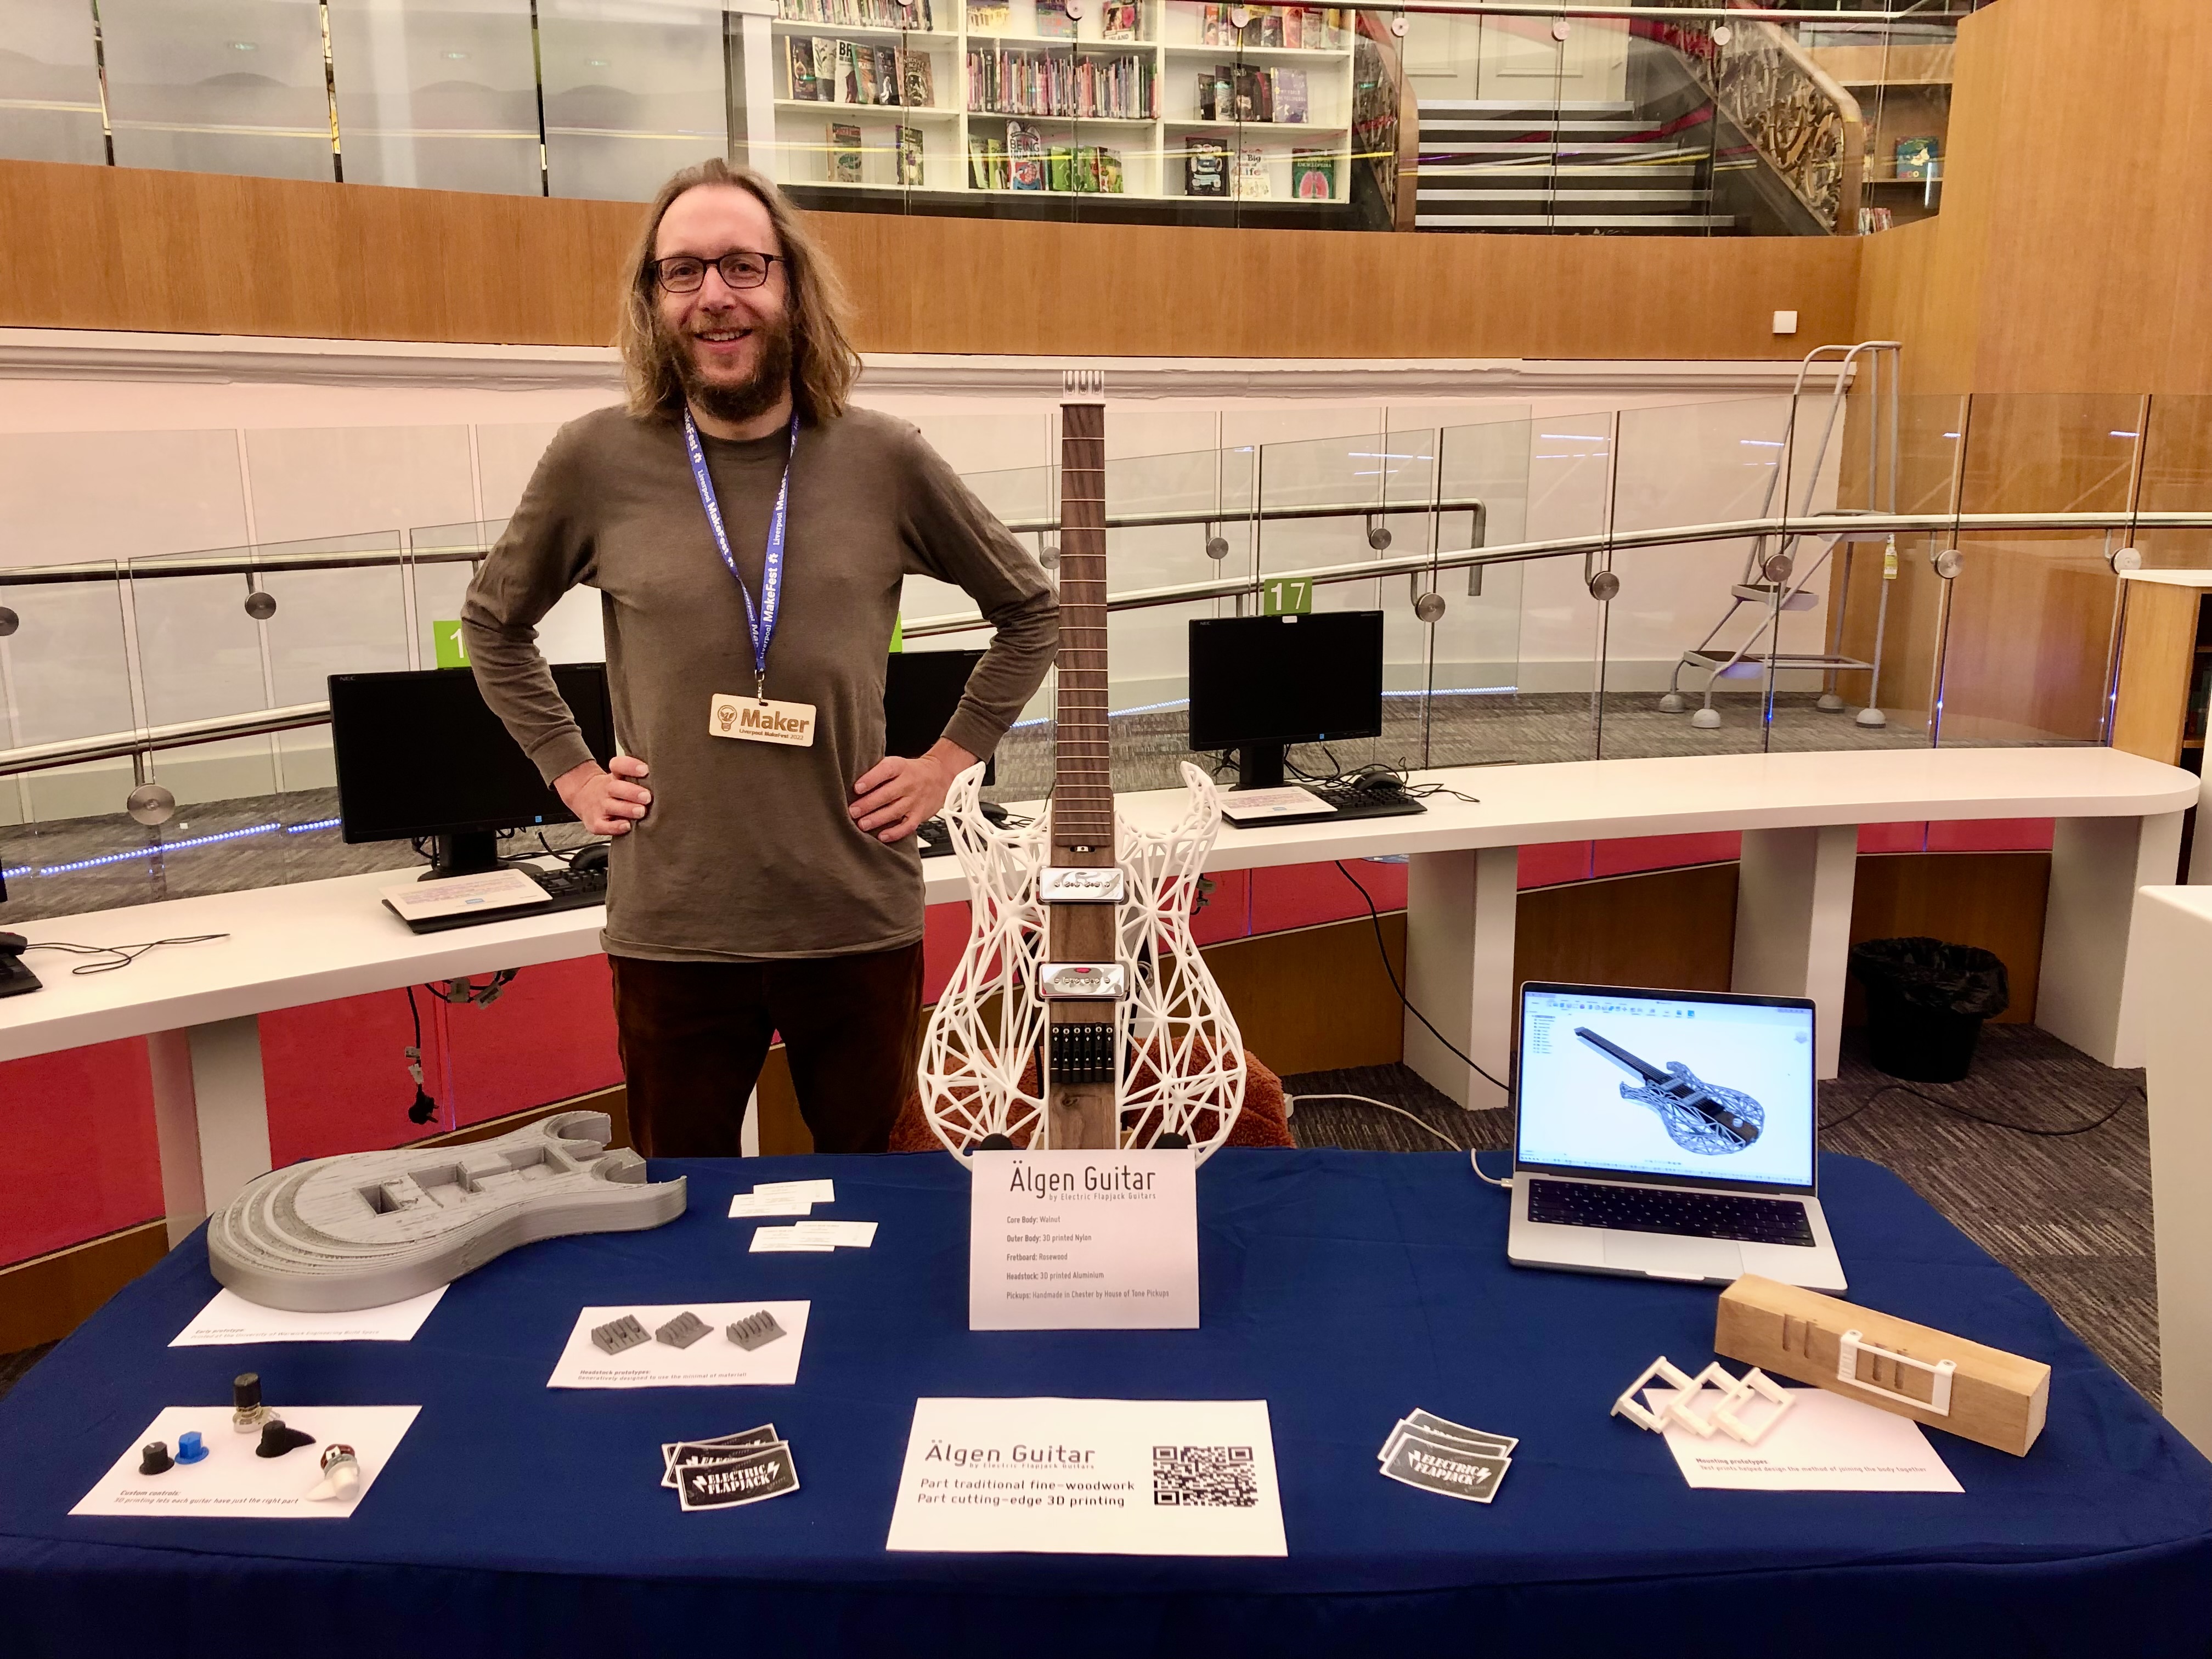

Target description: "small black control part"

left=139, top=1442, right=173, bottom=1475
left=977, top=1133, right=1016, bottom=1151
left=233, top=1373, right=262, bottom=1413
left=256, top=1420, right=315, bottom=1459
left=1156, top=1132, right=1192, bottom=1150
left=1048, top=1022, right=1116, bottom=1084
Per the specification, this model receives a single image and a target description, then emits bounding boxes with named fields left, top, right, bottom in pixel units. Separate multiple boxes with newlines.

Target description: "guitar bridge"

left=1046, top=1022, right=1118, bottom=1085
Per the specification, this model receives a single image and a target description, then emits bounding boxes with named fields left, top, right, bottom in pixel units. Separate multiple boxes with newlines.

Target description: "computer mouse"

left=571, top=844, right=610, bottom=874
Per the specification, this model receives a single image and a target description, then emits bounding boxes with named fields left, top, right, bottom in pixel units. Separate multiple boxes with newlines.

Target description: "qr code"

left=1152, top=1444, right=1257, bottom=1508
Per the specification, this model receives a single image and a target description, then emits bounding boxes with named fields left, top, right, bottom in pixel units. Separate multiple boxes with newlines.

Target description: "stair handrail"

left=1687, top=7, right=1865, bottom=233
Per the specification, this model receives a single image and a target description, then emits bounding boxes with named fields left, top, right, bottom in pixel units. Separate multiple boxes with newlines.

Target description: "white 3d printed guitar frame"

left=917, top=758, right=1245, bottom=1165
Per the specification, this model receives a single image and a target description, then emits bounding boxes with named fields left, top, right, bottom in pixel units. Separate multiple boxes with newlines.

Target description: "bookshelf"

left=767, top=0, right=1358, bottom=205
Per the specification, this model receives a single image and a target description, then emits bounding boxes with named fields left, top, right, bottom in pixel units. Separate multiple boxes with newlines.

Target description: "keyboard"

left=391, top=864, right=608, bottom=933
left=1222, top=783, right=1431, bottom=828
left=1526, top=1177, right=1815, bottom=1248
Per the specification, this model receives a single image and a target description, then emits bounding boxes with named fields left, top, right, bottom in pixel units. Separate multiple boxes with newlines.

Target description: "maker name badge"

left=709, top=693, right=816, bottom=747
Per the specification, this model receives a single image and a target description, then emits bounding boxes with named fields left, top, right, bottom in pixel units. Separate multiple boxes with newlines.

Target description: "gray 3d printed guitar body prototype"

left=208, top=1111, right=686, bottom=1311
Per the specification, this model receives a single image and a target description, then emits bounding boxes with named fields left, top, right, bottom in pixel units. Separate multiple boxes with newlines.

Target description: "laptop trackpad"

left=1602, top=1232, right=1745, bottom=1283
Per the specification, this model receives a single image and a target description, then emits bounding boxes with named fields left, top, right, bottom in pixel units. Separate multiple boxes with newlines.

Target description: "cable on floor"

left=1819, top=1077, right=2139, bottom=1138
left=1333, top=861, right=1512, bottom=1096
left=1289, top=1092, right=1465, bottom=1150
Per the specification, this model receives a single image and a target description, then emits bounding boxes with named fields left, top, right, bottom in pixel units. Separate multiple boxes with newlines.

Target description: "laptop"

left=1505, top=981, right=1847, bottom=1292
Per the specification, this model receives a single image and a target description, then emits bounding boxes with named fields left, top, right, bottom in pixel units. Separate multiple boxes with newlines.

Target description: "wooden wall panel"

left=1513, top=863, right=1740, bottom=994
left=0, top=157, right=1860, bottom=358
left=2109, top=580, right=2203, bottom=764
left=1854, top=0, right=2212, bottom=396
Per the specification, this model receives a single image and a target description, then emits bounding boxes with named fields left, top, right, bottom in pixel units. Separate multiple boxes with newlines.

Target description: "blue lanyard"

left=682, top=409, right=798, bottom=696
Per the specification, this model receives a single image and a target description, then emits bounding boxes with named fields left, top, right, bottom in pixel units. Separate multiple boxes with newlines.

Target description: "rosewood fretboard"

left=1050, top=400, right=1113, bottom=867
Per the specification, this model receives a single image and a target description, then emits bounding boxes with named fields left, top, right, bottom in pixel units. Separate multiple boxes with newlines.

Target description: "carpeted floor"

left=1283, top=1024, right=2158, bottom=1406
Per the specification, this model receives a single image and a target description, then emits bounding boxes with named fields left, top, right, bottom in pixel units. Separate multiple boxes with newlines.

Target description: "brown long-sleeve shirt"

left=462, top=403, right=1056, bottom=961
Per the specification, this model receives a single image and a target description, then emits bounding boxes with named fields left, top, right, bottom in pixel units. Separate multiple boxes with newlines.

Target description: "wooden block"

left=1714, top=1274, right=2051, bottom=1456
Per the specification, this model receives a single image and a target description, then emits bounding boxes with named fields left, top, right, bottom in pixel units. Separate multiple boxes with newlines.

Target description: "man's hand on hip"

left=555, top=755, right=652, bottom=837
left=849, top=739, right=980, bottom=843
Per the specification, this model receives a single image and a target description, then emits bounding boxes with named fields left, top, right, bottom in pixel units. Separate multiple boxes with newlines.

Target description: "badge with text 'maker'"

left=708, top=693, right=816, bottom=747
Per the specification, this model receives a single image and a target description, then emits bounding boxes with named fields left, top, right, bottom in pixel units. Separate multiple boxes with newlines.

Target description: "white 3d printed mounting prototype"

left=208, top=1111, right=686, bottom=1311
left=916, top=760, right=1246, bottom=1165
left=1611, top=1356, right=1796, bottom=1446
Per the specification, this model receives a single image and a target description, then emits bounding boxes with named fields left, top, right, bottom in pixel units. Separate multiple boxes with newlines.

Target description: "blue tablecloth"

left=2, top=1149, right=2207, bottom=1659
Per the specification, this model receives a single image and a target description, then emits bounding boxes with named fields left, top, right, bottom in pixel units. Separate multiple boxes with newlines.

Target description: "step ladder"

left=1657, top=341, right=1903, bottom=729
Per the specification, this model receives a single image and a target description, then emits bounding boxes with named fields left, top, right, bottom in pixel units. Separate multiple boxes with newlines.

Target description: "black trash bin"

left=1848, top=936, right=2011, bottom=1084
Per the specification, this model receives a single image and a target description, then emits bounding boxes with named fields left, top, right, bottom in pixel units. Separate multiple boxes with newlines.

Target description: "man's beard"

left=663, top=310, right=795, bottom=426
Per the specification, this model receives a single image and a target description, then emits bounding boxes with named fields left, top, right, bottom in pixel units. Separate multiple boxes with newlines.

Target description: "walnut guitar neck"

left=1044, top=400, right=1120, bottom=1150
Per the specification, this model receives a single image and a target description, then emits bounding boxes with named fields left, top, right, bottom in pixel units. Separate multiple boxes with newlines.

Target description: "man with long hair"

left=462, top=159, right=1055, bottom=1156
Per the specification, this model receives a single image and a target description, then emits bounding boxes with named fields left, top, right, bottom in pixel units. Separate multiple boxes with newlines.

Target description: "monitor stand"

left=1231, top=742, right=1289, bottom=791
left=419, top=831, right=512, bottom=882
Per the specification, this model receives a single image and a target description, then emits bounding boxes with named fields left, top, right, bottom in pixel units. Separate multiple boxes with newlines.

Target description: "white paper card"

left=791, top=1221, right=876, bottom=1247
left=727, top=1194, right=816, bottom=1217
left=752, top=1179, right=835, bottom=1203
left=171, top=1286, right=447, bottom=1347
left=546, top=1302, right=810, bottom=1388
left=1219, top=786, right=1329, bottom=823
left=749, top=1228, right=834, bottom=1253
left=71, top=1406, right=419, bottom=1519
left=970, top=1149, right=1198, bottom=1330
left=1645, top=1385, right=1963, bottom=1492
left=378, top=867, right=546, bottom=921
left=888, top=1397, right=1285, bottom=1556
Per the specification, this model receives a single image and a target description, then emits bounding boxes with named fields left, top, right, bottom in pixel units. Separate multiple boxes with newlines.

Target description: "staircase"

left=1414, top=101, right=1739, bottom=233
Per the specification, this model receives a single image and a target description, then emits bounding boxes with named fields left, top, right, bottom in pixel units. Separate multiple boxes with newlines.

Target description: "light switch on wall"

left=1773, top=310, right=1800, bottom=335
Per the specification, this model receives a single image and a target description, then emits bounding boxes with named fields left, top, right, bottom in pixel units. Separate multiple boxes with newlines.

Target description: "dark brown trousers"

left=609, top=943, right=924, bottom=1157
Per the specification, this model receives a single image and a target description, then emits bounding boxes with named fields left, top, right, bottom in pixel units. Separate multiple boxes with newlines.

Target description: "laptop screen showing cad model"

left=1516, top=985, right=1817, bottom=1195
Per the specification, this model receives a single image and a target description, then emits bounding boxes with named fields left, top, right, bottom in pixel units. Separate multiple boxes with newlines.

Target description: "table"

left=2, top=747, right=2193, bottom=1240
left=0, top=1149, right=2205, bottom=1659
left=2126, top=882, right=2212, bottom=1458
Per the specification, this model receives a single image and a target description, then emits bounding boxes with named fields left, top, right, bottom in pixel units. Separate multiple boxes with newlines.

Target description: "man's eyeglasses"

left=651, top=252, right=782, bottom=294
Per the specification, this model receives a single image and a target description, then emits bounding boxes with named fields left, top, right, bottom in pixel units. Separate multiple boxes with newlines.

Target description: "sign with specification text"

left=969, top=1149, right=1199, bottom=1330
left=886, top=1397, right=1285, bottom=1556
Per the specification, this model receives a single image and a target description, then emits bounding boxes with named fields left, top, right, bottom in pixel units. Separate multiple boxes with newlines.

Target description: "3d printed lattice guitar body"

left=918, top=384, right=1244, bottom=1165
left=207, top=1111, right=686, bottom=1311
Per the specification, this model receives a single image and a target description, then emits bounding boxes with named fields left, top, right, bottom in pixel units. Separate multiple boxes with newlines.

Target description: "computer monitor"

left=330, top=664, right=617, bottom=879
left=1187, top=611, right=1385, bottom=789
left=884, top=649, right=995, bottom=786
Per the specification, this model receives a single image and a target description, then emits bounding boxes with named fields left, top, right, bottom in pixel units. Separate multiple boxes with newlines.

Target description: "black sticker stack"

left=658, top=1424, right=800, bottom=1511
left=1376, top=1408, right=1517, bottom=1504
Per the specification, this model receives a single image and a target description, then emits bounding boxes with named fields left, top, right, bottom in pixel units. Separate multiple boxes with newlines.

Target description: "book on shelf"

left=777, top=0, right=934, bottom=25
left=1101, top=1, right=1138, bottom=41
left=812, top=37, right=840, bottom=98
left=1272, top=66, right=1307, bottom=122
left=897, top=123, right=926, bottom=185
left=873, top=45, right=900, bottom=104
left=1858, top=204, right=1894, bottom=234
left=1006, top=120, right=1046, bottom=189
left=1201, top=3, right=1229, bottom=45
left=1184, top=134, right=1227, bottom=196
left=967, top=0, right=1009, bottom=29
left=1894, top=136, right=1939, bottom=180
left=786, top=37, right=819, bottom=99
left=902, top=48, right=934, bottom=106
left=1291, top=146, right=1334, bottom=199
left=1047, top=146, right=1071, bottom=191
left=838, top=40, right=865, bottom=103
left=1231, top=63, right=1269, bottom=121
left=1035, top=0, right=1076, bottom=37
left=1259, top=9, right=1284, bottom=47
left=828, top=121, right=863, bottom=182
left=965, top=44, right=1155, bottom=119
left=1233, top=147, right=1269, bottom=198
left=1098, top=148, right=1123, bottom=193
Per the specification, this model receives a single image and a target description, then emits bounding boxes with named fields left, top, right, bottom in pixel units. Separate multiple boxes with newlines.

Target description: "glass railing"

left=0, top=0, right=1978, bottom=232
left=3, top=379, right=2202, bottom=919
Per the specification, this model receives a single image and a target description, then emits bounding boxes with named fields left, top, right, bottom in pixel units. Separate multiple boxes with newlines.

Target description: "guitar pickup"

left=1040, top=867, right=1125, bottom=903
left=1036, top=962, right=1127, bottom=1000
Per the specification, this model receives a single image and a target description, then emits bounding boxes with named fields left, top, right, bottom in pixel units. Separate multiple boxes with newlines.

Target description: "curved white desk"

left=2, top=746, right=2192, bottom=1243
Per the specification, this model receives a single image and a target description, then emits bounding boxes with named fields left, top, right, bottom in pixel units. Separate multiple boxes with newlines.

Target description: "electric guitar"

left=918, top=375, right=1246, bottom=1161
left=1575, top=1026, right=1764, bottom=1155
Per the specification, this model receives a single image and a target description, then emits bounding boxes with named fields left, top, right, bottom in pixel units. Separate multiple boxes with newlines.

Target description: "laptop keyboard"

left=1527, top=1178, right=1816, bottom=1247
